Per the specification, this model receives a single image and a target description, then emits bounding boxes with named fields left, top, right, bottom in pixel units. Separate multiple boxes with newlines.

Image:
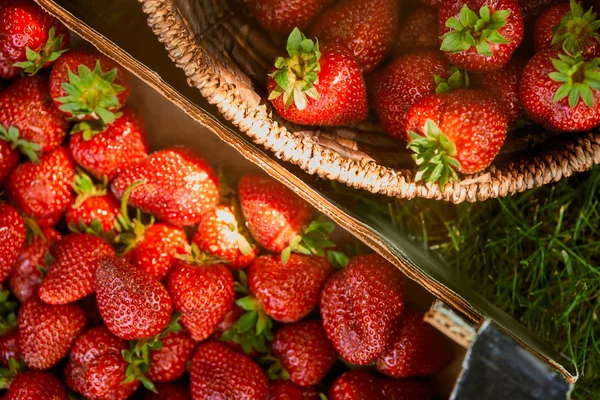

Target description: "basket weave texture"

left=138, top=0, right=600, bottom=203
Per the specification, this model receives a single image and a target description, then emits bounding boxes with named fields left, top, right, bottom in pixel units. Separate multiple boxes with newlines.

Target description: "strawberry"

left=519, top=0, right=563, bottom=16
left=272, top=320, right=337, bottom=386
left=146, top=330, right=196, bottom=382
left=192, top=204, right=258, bottom=270
left=267, top=29, right=368, bottom=126
left=320, top=254, right=405, bottom=365
left=247, top=0, right=334, bottom=33
left=145, top=382, right=191, bottom=400
left=269, top=380, right=320, bottom=400
left=329, top=370, right=382, bottom=400
left=439, top=0, right=524, bottom=72
left=0, top=203, right=26, bottom=282
left=0, top=139, right=20, bottom=187
left=18, top=296, right=87, bottom=369
left=9, top=227, right=61, bottom=302
left=190, top=340, right=269, bottom=399
left=95, top=256, right=173, bottom=340
left=0, top=75, right=68, bottom=158
left=68, top=108, right=149, bottom=181
left=394, top=8, right=440, bottom=55
left=0, top=330, right=21, bottom=367
left=310, top=0, right=401, bottom=73
left=380, top=378, right=435, bottom=400
left=535, top=1, right=600, bottom=59
left=65, top=170, right=120, bottom=234
left=368, top=50, right=451, bottom=140
left=0, top=0, right=69, bottom=75
left=49, top=50, right=130, bottom=125
left=38, top=233, right=115, bottom=304
left=406, top=90, right=508, bottom=185
left=2, top=370, right=67, bottom=400
left=0, top=51, right=19, bottom=80
left=111, top=148, right=219, bottom=227
left=520, top=49, right=600, bottom=132
left=7, top=147, right=75, bottom=227
left=375, top=312, right=449, bottom=378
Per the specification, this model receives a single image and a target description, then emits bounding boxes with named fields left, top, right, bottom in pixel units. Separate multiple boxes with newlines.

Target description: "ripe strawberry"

left=329, top=370, right=382, bottom=400
left=50, top=50, right=130, bottom=124
left=0, top=330, right=21, bottom=367
left=375, top=312, right=449, bottom=378
left=65, top=171, right=120, bottom=234
left=519, top=0, right=563, bottom=16
left=247, top=0, right=334, bottom=33
left=380, top=378, right=435, bottom=400
left=0, top=51, right=19, bottom=80
left=520, top=50, right=600, bottom=132
left=368, top=50, right=451, bottom=140
left=7, top=147, right=75, bottom=227
left=535, top=1, right=600, bottom=59
left=69, top=108, right=149, bottom=181
left=146, top=330, right=196, bottom=382
left=272, top=320, right=336, bottom=386
left=3, top=370, right=67, bottom=400
left=0, top=0, right=69, bottom=74
left=439, top=0, right=524, bottom=72
left=238, top=175, right=312, bottom=253
left=269, top=380, right=320, bottom=400
left=0, top=75, right=68, bottom=156
left=95, top=256, right=173, bottom=340
left=310, top=0, right=401, bottom=73
left=471, top=59, right=525, bottom=122
left=9, top=227, right=61, bottom=302
left=145, top=382, right=191, bottom=400
left=192, top=204, right=258, bottom=270
left=111, top=148, right=219, bottom=227
left=394, top=8, right=440, bottom=55
left=406, top=90, right=508, bottom=185
left=38, top=233, right=115, bottom=304
left=320, top=254, right=405, bottom=365
left=190, top=340, right=269, bottom=399
left=0, top=139, right=20, bottom=187
left=267, top=29, right=367, bottom=126
left=0, top=203, right=26, bottom=282
left=18, top=296, right=87, bottom=369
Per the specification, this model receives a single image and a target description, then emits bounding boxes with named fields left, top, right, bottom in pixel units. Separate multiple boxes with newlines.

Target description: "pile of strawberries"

left=0, top=1, right=451, bottom=399
left=251, top=0, right=600, bottom=186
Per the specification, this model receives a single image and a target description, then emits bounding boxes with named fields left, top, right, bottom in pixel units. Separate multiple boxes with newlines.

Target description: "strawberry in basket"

left=246, top=0, right=334, bottom=33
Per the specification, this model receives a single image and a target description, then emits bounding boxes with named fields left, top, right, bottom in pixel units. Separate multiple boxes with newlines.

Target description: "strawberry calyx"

left=71, top=170, right=107, bottom=209
left=24, top=217, right=44, bottom=245
left=260, top=354, right=290, bottom=381
left=435, top=67, right=470, bottom=94
left=114, top=180, right=152, bottom=256
left=440, top=4, right=511, bottom=57
left=0, top=125, right=42, bottom=164
left=0, top=289, right=17, bottom=337
left=36, top=251, right=54, bottom=281
left=56, top=60, right=125, bottom=125
left=408, top=120, right=461, bottom=188
left=70, top=112, right=123, bottom=141
left=0, top=358, right=26, bottom=390
left=175, top=243, right=226, bottom=266
left=549, top=52, right=600, bottom=108
left=268, top=28, right=321, bottom=110
left=12, top=28, right=67, bottom=76
left=229, top=198, right=256, bottom=257
left=552, top=0, right=600, bottom=56
left=281, top=216, right=336, bottom=264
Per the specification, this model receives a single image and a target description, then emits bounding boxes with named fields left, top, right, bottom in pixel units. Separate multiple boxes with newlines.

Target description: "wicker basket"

left=137, top=0, right=600, bottom=203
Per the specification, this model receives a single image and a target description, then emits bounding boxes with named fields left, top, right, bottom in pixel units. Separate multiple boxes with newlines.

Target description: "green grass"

left=331, top=166, right=600, bottom=399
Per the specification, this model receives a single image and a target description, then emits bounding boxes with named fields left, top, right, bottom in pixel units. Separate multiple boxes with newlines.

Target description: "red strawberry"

left=49, top=50, right=131, bottom=124
left=368, top=50, right=451, bottom=140
left=267, top=29, right=368, bottom=126
left=192, top=204, right=258, bottom=270
left=190, top=340, right=269, bottom=399
left=2, top=370, right=67, bottom=400
left=269, top=380, right=320, bottom=400
left=519, top=0, right=563, bottom=16
left=329, top=370, right=382, bottom=400
left=0, top=203, right=26, bottom=282
left=439, top=0, right=524, bottom=72
left=111, top=148, right=219, bottom=227
left=247, top=0, right=334, bottom=33
left=9, top=227, right=61, bottom=303
left=18, top=296, right=87, bottom=369
left=272, top=320, right=337, bottom=386
left=520, top=49, right=600, bottom=132
left=0, top=51, right=19, bottom=80
left=471, top=59, right=525, bottom=122
left=238, top=175, right=312, bottom=253
left=0, top=139, right=20, bottom=187
left=145, top=382, right=191, bottom=400
left=95, top=256, right=173, bottom=340
left=375, top=312, right=449, bottom=378
left=380, top=378, right=435, bottom=400
left=535, top=1, right=600, bottom=59
left=0, top=0, right=69, bottom=74
left=146, top=330, right=197, bottom=382
left=38, top=233, right=115, bottom=304
left=394, top=8, right=439, bottom=55
left=7, top=147, right=75, bottom=227
left=69, top=108, right=149, bottom=181
left=0, top=330, right=21, bottom=367
left=310, top=0, right=401, bottom=73
left=0, top=76, right=68, bottom=157
left=406, top=90, right=508, bottom=185
left=320, top=254, right=405, bottom=365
